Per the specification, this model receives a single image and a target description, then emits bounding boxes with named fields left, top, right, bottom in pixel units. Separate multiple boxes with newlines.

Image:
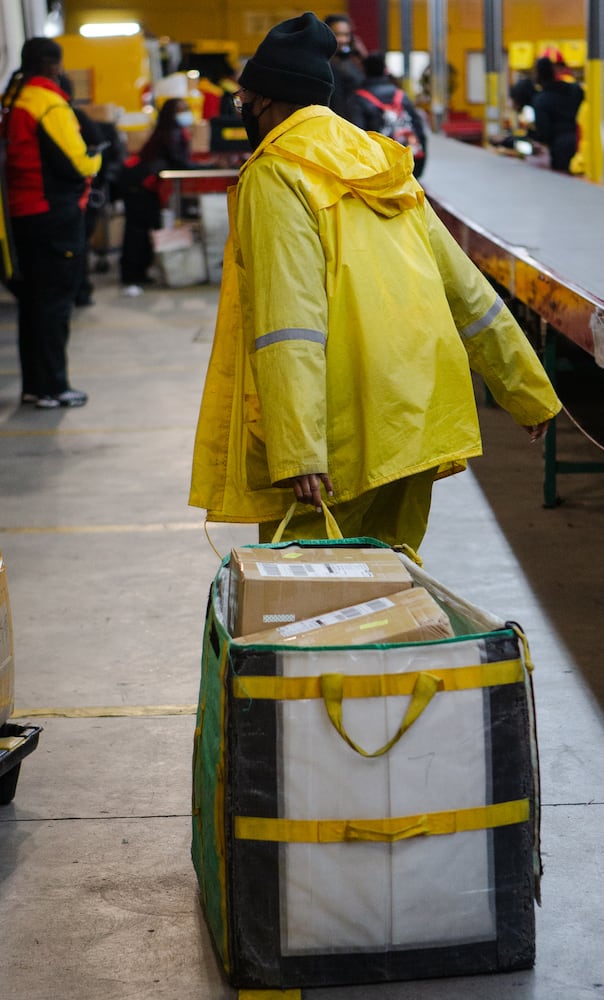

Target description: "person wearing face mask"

left=118, top=97, right=197, bottom=295
left=189, top=12, right=561, bottom=551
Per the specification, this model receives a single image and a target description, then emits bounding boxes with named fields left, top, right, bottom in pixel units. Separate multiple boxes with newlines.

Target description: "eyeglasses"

left=232, top=90, right=258, bottom=114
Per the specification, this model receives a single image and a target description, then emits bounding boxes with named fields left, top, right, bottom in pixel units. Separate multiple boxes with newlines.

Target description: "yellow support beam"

left=585, top=58, right=603, bottom=183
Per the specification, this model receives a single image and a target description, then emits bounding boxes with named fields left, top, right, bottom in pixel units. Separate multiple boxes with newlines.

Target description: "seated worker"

left=347, top=51, right=427, bottom=178
left=532, top=56, right=583, bottom=172
left=118, top=97, right=197, bottom=295
left=489, top=77, right=537, bottom=155
left=189, top=13, right=561, bottom=553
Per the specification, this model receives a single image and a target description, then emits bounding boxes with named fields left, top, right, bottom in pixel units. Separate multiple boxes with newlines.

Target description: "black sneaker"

left=21, top=392, right=38, bottom=405
left=36, top=389, right=88, bottom=409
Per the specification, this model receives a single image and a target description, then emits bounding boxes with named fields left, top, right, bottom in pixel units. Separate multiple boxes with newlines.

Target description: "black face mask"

left=240, top=101, right=262, bottom=151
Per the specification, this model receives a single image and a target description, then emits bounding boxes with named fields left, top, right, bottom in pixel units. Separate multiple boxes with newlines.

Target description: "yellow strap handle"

left=234, top=799, right=530, bottom=843
left=271, top=499, right=343, bottom=543
left=344, top=816, right=431, bottom=842
left=320, top=670, right=443, bottom=757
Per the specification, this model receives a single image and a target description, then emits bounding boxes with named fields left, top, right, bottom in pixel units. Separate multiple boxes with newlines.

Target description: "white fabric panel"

left=278, top=640, right=496, bottom=954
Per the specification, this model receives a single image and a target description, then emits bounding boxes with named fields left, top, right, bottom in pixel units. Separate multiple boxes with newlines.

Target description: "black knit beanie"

left=239, top=11, right=337, bottom=105
left=21, top=37, right=62, bottom=74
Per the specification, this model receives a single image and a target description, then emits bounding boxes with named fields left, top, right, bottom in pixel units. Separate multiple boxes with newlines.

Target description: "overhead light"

left=44, top=10, right=64, bottom=38
left=80, top=22, right=141, bottom=38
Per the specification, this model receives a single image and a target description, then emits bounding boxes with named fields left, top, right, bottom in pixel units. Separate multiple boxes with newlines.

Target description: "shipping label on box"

left=228, top=546, right=413, bottom=638
left=191, top=120, right=210, bottom=153
left=236, top=586, right=453, bottom=646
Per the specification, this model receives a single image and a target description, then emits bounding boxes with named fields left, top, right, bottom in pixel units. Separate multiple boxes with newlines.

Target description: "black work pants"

left=120, top=188, right=161, bottom=285
left=11, top=207, right=85, bottom=397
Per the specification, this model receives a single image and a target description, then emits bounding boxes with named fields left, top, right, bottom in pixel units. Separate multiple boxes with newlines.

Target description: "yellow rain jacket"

left=190, top=106, right=560, bottom=524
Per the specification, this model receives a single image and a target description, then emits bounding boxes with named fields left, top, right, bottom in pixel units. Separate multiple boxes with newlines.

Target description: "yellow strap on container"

left=393, top=542, right=423, bottom=566
left=271, top=499, right=343, bottom=543
left=235, top=799, right=529, bottom=844
left=232, top=659, right=524, bottom=701
left=321, top=670, right=442, bottom=757
left=509, top=622, right=535, bottom=673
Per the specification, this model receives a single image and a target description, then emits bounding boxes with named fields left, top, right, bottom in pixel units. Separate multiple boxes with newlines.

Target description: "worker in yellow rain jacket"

left=189, top=12, right=561, bottom=551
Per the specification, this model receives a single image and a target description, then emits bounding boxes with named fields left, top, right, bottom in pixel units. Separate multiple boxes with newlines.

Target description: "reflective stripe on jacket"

left=190, top=106, right=561, bottom=523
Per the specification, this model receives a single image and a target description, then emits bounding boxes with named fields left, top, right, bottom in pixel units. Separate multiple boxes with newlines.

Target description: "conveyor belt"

left=422, top=134, right=604, bottom=365
left=422, top=134, right=604, bottom=505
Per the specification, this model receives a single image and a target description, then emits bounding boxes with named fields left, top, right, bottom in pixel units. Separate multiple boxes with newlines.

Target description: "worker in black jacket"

left=346, top=52, right=428, bottom=178
left=533, top=56, right=583, bottom=172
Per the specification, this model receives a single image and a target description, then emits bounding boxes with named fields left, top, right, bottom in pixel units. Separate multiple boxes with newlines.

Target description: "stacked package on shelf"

left=191, top=539, right=540, bottom=992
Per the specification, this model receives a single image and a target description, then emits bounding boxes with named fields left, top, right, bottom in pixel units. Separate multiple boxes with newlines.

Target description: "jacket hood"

left=240, top=105, right=422, bottom=217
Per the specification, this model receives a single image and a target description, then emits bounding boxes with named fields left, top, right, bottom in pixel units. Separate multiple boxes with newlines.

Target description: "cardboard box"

left=0, top=552, right=15, bottom=726
left=236, top=586, right=453, bottom=646
left=122, top=127, right=151, bottom=154
left=191, top=120, right=211, bottom=154
left=85, top=102, right=120, bottom=124
left=156, top=243, right=207, bottom=287
left=228, top=545, right=413, bottom=638
left=67, top=68, right=94, bottom=104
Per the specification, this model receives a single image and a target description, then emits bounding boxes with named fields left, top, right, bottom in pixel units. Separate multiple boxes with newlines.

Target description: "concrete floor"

left=0, top=260, right=603, bottom=999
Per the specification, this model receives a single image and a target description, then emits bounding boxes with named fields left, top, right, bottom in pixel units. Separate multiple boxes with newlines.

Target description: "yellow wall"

left=65, top=0, right=587, bottom=115
left=65, top=2, right=339, bottom=57
left=58, top=34, right=151, bottom=110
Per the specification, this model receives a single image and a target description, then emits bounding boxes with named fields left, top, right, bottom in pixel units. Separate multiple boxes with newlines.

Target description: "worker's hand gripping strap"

left=271, top=499, right=343, bottom=543
left=320, top=670, right=443, bottom=757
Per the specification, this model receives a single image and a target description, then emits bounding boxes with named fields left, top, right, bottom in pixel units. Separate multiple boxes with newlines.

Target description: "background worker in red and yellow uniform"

left=1, top=38, right=101, bottom=409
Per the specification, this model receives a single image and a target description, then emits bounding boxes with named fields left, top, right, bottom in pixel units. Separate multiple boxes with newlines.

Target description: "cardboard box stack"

left=228, top=545, right=452, bottom=644
left=236, top=586, right=453, bottom=646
